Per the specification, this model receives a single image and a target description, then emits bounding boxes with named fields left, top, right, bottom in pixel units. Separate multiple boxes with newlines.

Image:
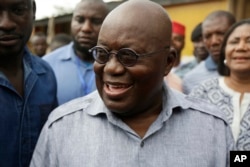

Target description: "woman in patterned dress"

left=189, top=19, right=250, bottom=150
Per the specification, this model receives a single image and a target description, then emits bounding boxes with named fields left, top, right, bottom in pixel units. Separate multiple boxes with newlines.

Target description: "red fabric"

left=172, top=21, right=185, bottom=36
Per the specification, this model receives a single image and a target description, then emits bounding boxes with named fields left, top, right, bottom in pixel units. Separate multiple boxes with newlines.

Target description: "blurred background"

left=33, top=0, right=250, bottom=58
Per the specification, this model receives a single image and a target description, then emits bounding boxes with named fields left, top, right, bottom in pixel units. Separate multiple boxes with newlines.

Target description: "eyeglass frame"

left=89, top=46, right=170, bottom=67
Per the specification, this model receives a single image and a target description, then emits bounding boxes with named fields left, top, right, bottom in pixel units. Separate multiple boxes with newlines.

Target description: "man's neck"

left=0, top=53, right=23, bottom=75
left=75, top=49, right=94, bottom=63
left=0, top=53, right=24, bottom=96
left=121, top=101, right=162, bottom=138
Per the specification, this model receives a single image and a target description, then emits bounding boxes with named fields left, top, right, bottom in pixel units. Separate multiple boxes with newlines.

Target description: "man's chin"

left=211, top=53, right=220, bottom=62
left=0, top=45, right=23, bottom=57
left=74, top=43, right=90, bottom=52
left=80, top=44, right=93, bottom=50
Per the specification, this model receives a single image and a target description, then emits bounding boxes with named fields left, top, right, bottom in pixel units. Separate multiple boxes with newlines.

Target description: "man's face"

left=71, top=1, right=107, bottom=53
left=31, top=36, right=47, bottom=57
left=0, top=0, right=35, bottom=57
left=203, top=16, right=231, bottom=63
left=171, top=33, right=184, bottom=56
left=94, top=12, right=170, bottom=116
left=171, top=33, right=184, bottom=66
left=193, top=37, right=209, bottom=62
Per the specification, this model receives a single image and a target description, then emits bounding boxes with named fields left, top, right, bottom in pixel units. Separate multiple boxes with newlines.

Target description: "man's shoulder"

left=184, top=94, right=228, bottom=123
left=183, top=61, right=207, bottom=79
left=46, top=91, right=100, bottom=127
left=179, top=59, right=197, bottom=70
left=25, top=49, right=55, bottom=75
left=174, top=60, right=198, bottom=78
left=43, top=44, right=71, bottom=63
left=168, top=87, right=228, bottom=124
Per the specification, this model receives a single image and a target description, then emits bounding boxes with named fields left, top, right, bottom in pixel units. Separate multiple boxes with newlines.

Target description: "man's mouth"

left=0, top=35, right=21, bottom=46
left=104, top=82, right=133, bottom=98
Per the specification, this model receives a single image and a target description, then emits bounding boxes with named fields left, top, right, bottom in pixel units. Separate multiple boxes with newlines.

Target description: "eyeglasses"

left=89, top=46, right=170, bottom=67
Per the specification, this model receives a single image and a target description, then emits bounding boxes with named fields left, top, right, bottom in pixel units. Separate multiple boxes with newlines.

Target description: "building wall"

left=164, top=0, right=228, bottom=57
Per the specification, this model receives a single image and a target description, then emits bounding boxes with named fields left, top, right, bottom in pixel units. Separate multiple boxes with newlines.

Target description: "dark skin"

left=0, top=0, right=36, bottom=96
left=94, top=0, right=174, bottom=138
left=30, top=34, right=47, bottom=57
left=171, top=33, right=185, bottom=67
left=71, top=0, right=109, bottom=62
left=0, top=56, right=24, bottom=96
left=202, top=16, right=231, bottom=63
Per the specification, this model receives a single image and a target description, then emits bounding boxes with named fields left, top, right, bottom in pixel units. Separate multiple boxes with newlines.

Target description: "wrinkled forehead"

left=98, top=2, right=171, bottom=47
left=203, top=16, right=229, bottom=29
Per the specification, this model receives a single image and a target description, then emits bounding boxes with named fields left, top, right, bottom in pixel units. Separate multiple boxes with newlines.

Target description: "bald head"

left=94, top=0, right=175, bottom=116
left=203, top=10, right=236, bottom=26
left=202, top=10, right=236, bottom=62
left=99, top=0, right=172, bottom=48
left=74, top=0, right=109, bottom=15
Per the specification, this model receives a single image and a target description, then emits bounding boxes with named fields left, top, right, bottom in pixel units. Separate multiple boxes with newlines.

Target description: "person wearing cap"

left=164, top=21, right=185, bottom=91
left=171, top=21, right=185, bottom=72
left=174, top=22, right=209, bottom=79
left=182, top=10, right=236, bottom=94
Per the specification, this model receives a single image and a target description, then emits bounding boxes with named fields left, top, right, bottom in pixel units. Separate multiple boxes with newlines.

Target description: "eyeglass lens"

left=92, top=47, right=138, bottom=66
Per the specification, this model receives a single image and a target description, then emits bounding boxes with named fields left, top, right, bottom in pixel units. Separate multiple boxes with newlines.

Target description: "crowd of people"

left=0, top=0, right=249, bottom=166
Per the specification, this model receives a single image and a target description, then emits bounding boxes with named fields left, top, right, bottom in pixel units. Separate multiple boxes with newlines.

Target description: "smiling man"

left=30, top=0, right=234, bottom=166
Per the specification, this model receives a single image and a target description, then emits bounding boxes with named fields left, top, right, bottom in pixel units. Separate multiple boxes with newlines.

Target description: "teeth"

left=108, top=84, right=128, bottom=89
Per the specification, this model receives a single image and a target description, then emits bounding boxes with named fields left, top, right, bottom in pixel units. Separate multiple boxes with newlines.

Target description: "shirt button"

left=140, top=141, right=144, bottom=148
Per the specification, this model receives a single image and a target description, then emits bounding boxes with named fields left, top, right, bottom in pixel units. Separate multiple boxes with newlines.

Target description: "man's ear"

left=164, top=47, right=177, bottom=76
left=33, top=1, right=36, bottom=20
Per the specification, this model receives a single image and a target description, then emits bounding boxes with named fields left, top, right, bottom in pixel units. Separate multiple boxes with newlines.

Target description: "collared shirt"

left=30, top=83, right=234, bottom=167
left=189, top=77, right=250, bottom=150
left=182, top=56, right=219, bottom=94
left=43, top=42, right=96, bottom=105
left=0, top=47, right=58, bottom=167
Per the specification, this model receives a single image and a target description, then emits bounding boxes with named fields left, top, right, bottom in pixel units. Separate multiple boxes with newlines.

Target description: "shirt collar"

left=0, top=47, right=47, bottom=84
left=87, top=83, right=191, bottom=121
left=60, top=42, right=75, bottom=61
left=23, top=47, right=47, bottom=75
left=205, top=55, right=217, bottom=71
left=161, top=83, right=190, bottom=121
left=60, top=42, right=94, bottom=68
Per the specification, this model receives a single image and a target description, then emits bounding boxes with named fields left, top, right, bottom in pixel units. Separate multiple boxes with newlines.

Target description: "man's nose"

left=0, top=12, right=17, bottom=31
